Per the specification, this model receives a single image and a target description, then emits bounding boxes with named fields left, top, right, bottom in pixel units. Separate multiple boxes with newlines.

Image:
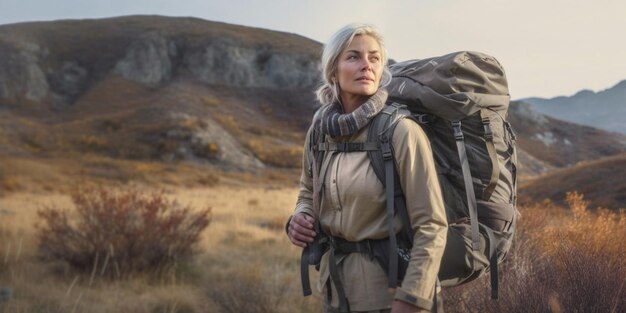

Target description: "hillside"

left=519, top=152, right=626, bottom=210
left=507, top=101, right=626, bottom=171
left=0, top=15, right=323, bottom=192
left=1, top=15, right=625, bottom=209
left=521, top=80, right=626, bottom=134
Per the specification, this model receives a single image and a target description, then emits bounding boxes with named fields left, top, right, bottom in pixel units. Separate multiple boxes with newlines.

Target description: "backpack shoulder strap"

left=307, top=108, right=326, bottom=178
left=367, top=103, right=415, bottom=242
left=366, top=103, right=412, bottom=184
left=366, top=103, right=415, bottom=288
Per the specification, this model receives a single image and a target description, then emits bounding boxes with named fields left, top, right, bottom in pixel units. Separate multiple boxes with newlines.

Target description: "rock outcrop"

left=0, top=39, right=49, bottom=102
left=0, top=18, right=321, bottom=105
left=114, top=32, right=174, bottom=87
left=184, top=40, right=318, bottom=89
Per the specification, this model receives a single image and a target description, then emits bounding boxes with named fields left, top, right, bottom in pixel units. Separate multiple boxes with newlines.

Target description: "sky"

left=1, top=0, right=625, bottom=99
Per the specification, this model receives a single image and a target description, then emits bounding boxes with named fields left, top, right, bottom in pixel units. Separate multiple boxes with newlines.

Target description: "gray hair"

left=315, top=24, right=392, bottom=105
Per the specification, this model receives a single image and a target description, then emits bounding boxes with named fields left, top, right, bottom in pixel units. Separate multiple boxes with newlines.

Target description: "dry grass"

left=0, top=185, right=321, bottom=312
left=0, top=156, right=233, bottom=195
left=1, top=185, right=622, bottom=312
left=244, top=139, right=303, bottom=168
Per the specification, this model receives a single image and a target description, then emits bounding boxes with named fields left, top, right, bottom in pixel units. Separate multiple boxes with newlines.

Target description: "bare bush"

left=35, top=185, right=211, bottom=277
left=539, top=192, right=626, bottom=313
left=546, top=238, right=625, bottom=313
left=442, top=241, right=554, bottom=312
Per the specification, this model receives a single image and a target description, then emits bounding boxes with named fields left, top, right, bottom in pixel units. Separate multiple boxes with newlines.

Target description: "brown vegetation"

left=244, top=139, right=303, bottom=168
left=0, top=186, right=623, bottom=312
left=0, top=185, right=317, bottom=312
left=443, top=192, right=625, bottom=313
left=36, top=186, right=211, bottom=276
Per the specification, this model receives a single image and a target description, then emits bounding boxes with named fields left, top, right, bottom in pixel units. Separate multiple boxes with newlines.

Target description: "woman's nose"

left=360, top=59, right=373, bottom=71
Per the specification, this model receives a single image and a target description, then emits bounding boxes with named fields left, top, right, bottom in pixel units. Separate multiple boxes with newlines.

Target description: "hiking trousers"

left=323, top=302, right=390, bottom=313
left=323, top=292, right=444, bottom=313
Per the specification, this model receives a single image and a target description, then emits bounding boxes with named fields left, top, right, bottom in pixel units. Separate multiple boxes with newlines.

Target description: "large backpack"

left=301, top=51, right=517, bottom=308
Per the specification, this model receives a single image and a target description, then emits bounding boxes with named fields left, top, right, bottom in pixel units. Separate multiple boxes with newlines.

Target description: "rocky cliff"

left=0, top=15, right=321, bottom=106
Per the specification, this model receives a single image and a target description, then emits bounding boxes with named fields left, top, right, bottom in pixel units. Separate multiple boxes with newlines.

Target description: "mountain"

left=0, top=15, right=321, bottom=176
left=1, top=15, right=625, bottom=207
left=520, top=80, right=626, bottom=134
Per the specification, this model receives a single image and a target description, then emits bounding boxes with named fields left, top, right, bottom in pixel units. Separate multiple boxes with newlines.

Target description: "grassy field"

left=0, top=184, right=624, bottom=313
left=0, top=185, right=322, bottom=313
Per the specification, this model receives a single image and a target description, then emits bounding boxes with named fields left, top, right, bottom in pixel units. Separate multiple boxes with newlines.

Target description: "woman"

left=287, top=24, right=447, bottom=313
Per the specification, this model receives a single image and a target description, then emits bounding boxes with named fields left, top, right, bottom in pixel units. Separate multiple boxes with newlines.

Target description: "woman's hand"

left=391, top=300, right=425, bottom=313
left=287, top=213, right=317, bottom=247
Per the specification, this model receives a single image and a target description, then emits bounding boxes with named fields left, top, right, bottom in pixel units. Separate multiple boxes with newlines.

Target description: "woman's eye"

left=347, top=55, right=357, bottom=60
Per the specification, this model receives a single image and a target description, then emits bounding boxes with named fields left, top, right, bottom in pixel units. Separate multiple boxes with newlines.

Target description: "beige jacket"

left=294, top=118, right=448, bottom=311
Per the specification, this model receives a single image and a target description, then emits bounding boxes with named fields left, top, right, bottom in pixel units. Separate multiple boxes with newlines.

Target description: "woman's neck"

left=340, top=94, right=369, bottom=114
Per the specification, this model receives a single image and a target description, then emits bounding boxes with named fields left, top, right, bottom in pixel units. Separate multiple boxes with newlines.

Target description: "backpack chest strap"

left=317, top=142, right=379, bottom=152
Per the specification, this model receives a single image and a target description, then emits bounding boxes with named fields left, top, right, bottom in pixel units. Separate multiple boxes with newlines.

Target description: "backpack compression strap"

left=450, top=121, right=481, bottom=253
left=480, top=112, right=500, bottom=201
left=452, top=120, right=507, bottom=299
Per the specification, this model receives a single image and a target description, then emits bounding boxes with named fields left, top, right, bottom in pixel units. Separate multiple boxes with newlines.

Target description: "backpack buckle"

left=336, top=142, right=346, bottom=151
left=504, top=122, right=517, bottom=141
left=482, top=117, right=493, bottom=141
left=328, top=236, right=337, bottom=249
left=414, top=114, right=432, bottom=124
left=451, top=121, right=464, bottom=141
left=380, top=136, right=392, bottom=160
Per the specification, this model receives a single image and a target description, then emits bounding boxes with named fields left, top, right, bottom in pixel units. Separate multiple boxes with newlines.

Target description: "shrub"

left=36, top=185, right=211, bottom=277
left=538, top=192, right=626, bottom=313
left=443, top=192, right=625, bottom=313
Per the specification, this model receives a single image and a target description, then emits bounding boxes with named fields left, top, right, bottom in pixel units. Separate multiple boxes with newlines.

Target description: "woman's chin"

left=356, top=87, right=378, bottom=97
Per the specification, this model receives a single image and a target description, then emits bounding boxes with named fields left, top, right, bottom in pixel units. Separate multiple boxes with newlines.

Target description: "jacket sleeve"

left=391, top=119, right=448, bottom=310
left=293, top=126, right=315, bottom=218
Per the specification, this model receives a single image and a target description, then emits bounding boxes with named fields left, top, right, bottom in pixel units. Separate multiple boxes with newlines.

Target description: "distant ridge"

left=507, top=101, right=626, bottom=172
left=520, top=79, right=626, bottom=134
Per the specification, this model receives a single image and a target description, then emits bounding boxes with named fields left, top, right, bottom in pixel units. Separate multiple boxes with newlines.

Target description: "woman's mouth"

left=356, top=76, right=374, bottom=82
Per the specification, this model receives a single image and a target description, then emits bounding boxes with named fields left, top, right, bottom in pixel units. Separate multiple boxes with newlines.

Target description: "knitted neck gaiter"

left=319, top=88, right=388, bottom=137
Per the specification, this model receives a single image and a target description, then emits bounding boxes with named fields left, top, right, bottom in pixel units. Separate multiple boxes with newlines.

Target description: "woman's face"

left=336, top=34, right=383, bottom=105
